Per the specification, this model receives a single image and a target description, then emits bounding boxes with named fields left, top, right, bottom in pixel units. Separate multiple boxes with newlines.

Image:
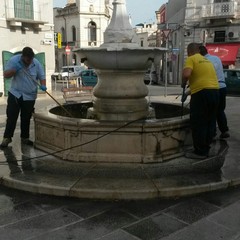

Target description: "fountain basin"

left=34, top=102, right=192, bottom=163
left=77, top=48, right=165, bottom=70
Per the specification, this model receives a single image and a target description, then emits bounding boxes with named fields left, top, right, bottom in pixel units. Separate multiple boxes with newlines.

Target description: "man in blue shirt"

left=199, top=45, right=230, bottom=139
left=1, top=47, right=47, bottom=147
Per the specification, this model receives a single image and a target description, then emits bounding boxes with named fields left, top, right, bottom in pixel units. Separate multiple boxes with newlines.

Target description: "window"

left=221, top=3, right=230, bottom=13
left=14, top=0, right=33, bottom=19
left=214, top=31, right=225, bottom=42
left=82, top=71, right=90, bottom=76
left=88, top=21, right=97, bottom=46
left=72, top=54, right=77, bottom=65
left=72, top=26, right=76, bottom=42
left=62, top=67, right=74, bottom=73
left=214, top=0, right=230, bottom=2
left=61, top=27, right=66, bottom=43
left=214, top=0, right=231, bottom=15
left=62, top=54, right=67, bottom=66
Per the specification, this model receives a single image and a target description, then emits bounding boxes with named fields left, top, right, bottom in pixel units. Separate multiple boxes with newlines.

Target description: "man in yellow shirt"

left=182, top=43, right=219, bottom=159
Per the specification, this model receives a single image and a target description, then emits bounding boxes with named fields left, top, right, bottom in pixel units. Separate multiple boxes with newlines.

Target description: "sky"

left=53, top=0, right=166, bottom=25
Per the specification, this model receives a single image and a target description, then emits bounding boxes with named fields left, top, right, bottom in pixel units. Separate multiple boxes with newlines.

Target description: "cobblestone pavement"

left=0, top=85, right=239, bottom=240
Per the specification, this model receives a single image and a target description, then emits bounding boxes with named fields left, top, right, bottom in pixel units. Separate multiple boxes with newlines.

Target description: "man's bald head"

left=187, top=43, right=201, bottom=56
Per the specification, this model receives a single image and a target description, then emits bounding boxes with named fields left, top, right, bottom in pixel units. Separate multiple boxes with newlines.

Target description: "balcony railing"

left=201, top=1, right=238, bottom=19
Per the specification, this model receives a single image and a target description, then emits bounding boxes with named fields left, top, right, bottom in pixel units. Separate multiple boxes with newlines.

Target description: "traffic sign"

left=172, top=48, right=179, bottom=51
left=162, top=29, right=171, bottom=39
left=65, top=45, right=71, bottom=55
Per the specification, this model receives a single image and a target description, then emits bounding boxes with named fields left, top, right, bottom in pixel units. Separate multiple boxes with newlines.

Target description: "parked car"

left=52, top=65, right=87, bottom=81
left=79, top=69, right=98, bottom=87
left=51, top=71, right=60, bottom=80
left=61, top=65, right=87, bottom=81
left=223, top=69, right=240, bottom=95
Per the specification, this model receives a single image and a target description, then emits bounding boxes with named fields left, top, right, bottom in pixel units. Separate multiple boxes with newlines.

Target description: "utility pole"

left=63, top=15, right=70, bottom=87
left=162, top=24, right=171, bottom=97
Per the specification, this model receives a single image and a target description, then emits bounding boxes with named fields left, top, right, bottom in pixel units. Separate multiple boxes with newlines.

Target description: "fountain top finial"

left=100, top=0, right=139, bottom=49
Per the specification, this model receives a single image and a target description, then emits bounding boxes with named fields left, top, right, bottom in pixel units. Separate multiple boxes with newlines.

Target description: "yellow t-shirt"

left=184, top=53, right=219, bottom=94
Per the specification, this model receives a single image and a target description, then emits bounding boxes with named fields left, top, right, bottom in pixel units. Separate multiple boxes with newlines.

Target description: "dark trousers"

left=216, top=87, right=229, bottom=134
left=190, top=89, right=219, bottom=156
left=4, top=92, right=35, bottom=139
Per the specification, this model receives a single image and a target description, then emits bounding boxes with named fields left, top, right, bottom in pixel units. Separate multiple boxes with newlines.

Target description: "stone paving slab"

left=30, top=209, right=138, bottom=240
left=160, top=220, right=236, bottom=240
left=208, top=200, right=240, bottom=232
left=123, top=213, right=188, bottom=240
left=0, top=209, right=82, bottom=240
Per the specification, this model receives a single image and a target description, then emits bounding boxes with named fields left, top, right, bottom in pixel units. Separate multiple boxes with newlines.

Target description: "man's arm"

left=4, top=69, right=17, bottom=78
left=4, top=58, right=23, bottom=78
left=182, top=67, right=192, bottom=87
left=40, top=79, right=46, bottom=86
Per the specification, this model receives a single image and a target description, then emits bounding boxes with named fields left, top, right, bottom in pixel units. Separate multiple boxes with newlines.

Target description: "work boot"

left=0, top=138, right=12, bottom=147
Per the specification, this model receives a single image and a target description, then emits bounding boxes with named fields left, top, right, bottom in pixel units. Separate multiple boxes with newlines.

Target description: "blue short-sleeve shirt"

left=5, top=54, right=45, bottom=100
left=205, top=54, right=226, bottom=89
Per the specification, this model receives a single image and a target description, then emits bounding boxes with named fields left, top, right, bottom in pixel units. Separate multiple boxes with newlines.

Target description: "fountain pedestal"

left=76, top=0, right=164, bottom=121
left=78, top=46, right=163, bottom=120
left=88, top=70, right=149, bottom=120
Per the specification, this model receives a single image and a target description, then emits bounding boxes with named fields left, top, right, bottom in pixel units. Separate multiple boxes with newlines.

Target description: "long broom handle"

left=181, top=85, right=186, bottom=119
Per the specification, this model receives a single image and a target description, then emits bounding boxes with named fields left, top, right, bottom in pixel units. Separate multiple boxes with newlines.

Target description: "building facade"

left=54, top=0, right=113, bottom=71
left=0, top=0, right=55, bottom=96
left=157, top=1, right=187, bottom=84
left=134, top=23, right=158, bottom=47
left=157, top=0, right=240, bottom=84
left=183, top=0, right=240, bottom=69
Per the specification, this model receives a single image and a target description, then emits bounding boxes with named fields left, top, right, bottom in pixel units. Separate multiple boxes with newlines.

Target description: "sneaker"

left=0, top=138, right=12, bottom=147
left=185, top=151, right=207, bottom=160
left=220, top=132, right=230, bottom=139
left=21, top=138, right=34, bottom=146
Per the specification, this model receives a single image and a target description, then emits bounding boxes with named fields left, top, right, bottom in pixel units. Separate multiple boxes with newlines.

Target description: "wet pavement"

left=0, top=86, right=239, bottom=239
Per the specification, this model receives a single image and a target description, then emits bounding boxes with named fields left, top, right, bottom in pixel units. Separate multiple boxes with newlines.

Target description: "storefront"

left=206, top=43, right=240, bottom=68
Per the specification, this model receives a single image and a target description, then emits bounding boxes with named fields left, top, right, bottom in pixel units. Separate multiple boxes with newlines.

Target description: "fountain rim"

left=73, top=47, right=168, bottom=52
left=36, top=101, right=190, bottom=125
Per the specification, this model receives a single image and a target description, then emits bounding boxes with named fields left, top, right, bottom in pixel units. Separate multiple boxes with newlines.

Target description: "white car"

left=61, top=65, right=87, bottom=80
left=51, top=65, right=87, bottom=81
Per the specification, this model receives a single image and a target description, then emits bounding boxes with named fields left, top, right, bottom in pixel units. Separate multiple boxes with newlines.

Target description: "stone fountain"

left=34, top=0, right=192, bottom=163
left=1, top=0, right=228, bottom=200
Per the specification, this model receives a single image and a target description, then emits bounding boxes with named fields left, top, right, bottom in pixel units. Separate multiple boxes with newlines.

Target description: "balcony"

left=202, top=1, right=238, bottom=19
left=5, top=5, right=48, bottom=26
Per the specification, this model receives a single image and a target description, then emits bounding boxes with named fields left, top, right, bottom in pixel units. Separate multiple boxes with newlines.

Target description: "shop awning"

left=206, top=43, right=240, bottom=65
